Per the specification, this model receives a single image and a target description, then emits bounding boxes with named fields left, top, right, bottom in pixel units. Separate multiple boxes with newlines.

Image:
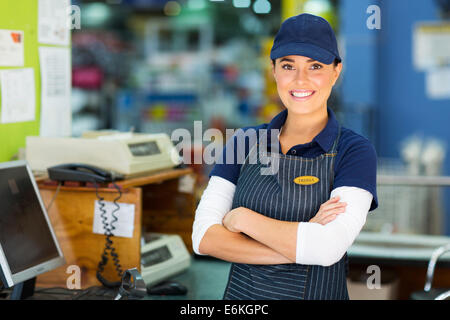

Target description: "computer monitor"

left=0, top=160, right=65, bottom=299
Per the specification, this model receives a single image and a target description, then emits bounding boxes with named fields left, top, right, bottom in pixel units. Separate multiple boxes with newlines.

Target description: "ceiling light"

left=164, top=1, right=182, bottom=16
left=253, top=0, right=271, bottom=14
left=233, top=0, right=251, bottom=8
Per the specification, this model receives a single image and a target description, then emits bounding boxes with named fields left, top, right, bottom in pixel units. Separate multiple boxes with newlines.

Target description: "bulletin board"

left=0, top=0, right=40, bottom=162
left=0, top=0, right=71, bottom=162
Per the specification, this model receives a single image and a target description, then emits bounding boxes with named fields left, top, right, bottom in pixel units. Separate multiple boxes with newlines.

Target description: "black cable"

left=46, top=182, right=62, bottom=212
left=94, top=181, right=123, bottom=288
left=109, top=182, right=123, bottom=279
left=43, top=170, right=125, bottom=289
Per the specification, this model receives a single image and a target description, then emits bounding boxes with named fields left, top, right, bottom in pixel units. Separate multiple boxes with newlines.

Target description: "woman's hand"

left=223, top=207, right=250, bottom=233
left=309, top=196, right=347, bottom=225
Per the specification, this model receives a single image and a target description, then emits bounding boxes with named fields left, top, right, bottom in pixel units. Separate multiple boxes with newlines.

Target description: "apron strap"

left=329, top=124, right=342, bottom=154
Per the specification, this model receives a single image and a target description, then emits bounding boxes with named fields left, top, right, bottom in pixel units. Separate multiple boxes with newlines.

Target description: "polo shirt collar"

left=266, top=106, right=339, bottom=153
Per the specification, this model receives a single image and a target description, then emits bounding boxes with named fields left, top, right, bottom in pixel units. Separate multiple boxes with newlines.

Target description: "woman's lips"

left=290, top=90, right=315, bottom=101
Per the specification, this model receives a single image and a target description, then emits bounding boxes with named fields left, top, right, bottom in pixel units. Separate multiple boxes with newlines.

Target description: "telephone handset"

left=47, top=163, right=124, bottom=288
left=47, top=163, right=123, bottom=183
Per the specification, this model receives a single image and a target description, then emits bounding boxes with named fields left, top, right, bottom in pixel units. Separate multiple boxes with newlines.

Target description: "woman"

left=192, top=13, right=378, bottom=300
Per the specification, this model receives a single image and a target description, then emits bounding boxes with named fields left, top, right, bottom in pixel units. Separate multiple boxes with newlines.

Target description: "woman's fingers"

left=309, top=197, right=348, bottom=225
left=324, top=207, right=346, bottom=217
left=318, top=203, right=347, bottom=218
left=321, top=196, right=340, bottom=207
left=322, top=202, right=347, bottom=212
left=317, top=212, right=340, bottom=225
left=321, top=214, right=339, bottom=224
left=316, top=202, right=347, bottom=225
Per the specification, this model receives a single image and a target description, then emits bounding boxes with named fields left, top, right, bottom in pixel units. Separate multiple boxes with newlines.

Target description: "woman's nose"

left=294, top=68, right=309, bottom=83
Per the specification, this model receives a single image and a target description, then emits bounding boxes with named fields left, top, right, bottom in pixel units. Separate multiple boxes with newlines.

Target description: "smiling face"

left=272, top=55, right=342, bottom=116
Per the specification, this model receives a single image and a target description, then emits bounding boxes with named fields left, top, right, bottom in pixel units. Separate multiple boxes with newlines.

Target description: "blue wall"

left=340, top=0, right=450, bottom=234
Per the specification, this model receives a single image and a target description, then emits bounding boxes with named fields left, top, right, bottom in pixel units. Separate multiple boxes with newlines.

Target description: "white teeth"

left=292, top=91, right=313, bottom=98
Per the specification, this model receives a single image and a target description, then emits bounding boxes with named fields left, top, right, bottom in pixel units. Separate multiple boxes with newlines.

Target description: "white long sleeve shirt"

left=192, top=175, right=373, bottom=266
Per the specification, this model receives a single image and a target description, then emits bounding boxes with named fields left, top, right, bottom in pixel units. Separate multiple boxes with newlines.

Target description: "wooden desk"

left=113, top=167, right=196, bottom=252
left=36, top=167, right=196, bottom=289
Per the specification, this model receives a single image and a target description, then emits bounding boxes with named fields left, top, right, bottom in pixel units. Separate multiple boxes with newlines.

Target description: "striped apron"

left=223, top=125, right=349, bottom=300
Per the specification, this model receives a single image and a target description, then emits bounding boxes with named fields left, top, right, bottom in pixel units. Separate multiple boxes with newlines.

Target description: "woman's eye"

left=310, top=63, right=323, bottom=70
left=281, top=64, right=294, bottom=70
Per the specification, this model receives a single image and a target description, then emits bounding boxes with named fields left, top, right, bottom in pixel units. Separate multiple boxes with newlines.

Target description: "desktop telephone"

left=47, top=163, right=123, bottom=183
left=47, top=163, right=125, bottom=288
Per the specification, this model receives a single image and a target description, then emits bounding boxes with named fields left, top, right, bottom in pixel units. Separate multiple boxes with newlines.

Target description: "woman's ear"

left=272, top=60, right=277, bottom=82
left=332, top=62, right=343, bottom=86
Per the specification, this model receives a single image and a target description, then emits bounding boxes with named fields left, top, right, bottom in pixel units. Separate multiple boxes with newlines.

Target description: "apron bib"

left=223, top=125, right=349, bottom=300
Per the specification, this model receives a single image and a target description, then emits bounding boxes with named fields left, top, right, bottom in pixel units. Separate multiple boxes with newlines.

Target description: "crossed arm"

left=193, top=176, right=372, bottom=266
left=193, top=176, right=293, bottom=264
left=198, top=224, right=294, bottom=265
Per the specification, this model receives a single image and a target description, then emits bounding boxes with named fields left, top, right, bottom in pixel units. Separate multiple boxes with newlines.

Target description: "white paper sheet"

left=178, top=174, right=195, bottom=194
left=0, top=29, right=24, bottom=67
left=38, top=0, right=70, bottom=45
left=93, top=201, right=135, bottom=239
left=0, top=68, right=36, bottom=123
left=426, top=68, right=450, bottom=99
left=39, top=46, right=72, bottom=137
left=413, top=23, right=450, bottom=71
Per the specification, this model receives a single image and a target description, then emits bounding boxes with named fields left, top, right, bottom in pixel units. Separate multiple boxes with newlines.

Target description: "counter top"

left=145, top=256, right=231, bottom=300
left=145, top=232, right=450, bottom=300
left=348, top=232, right=450, bottom=266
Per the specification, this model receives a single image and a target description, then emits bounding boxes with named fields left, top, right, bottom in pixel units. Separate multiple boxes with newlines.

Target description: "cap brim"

left=270, top=42, right=339, bottom=64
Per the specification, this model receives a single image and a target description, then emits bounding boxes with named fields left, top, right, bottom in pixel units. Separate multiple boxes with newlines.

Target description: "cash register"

left=26, top=131, right=182, bottom=177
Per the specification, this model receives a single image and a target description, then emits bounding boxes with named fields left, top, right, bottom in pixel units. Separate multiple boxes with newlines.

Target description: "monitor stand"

left=10, top=277, right=36, bottom=300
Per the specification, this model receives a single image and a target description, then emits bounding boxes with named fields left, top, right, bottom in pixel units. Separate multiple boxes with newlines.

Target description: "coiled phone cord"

left=109, top=182, right=123, bottom=278
left=94, top=181, right=123, bottom=288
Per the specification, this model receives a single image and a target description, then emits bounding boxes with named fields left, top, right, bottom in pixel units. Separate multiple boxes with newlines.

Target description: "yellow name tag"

left=293, top=176, right=320, bottom=185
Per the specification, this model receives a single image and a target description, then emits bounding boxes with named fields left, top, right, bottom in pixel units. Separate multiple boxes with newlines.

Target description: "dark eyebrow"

left=279, top=58, right=295, bottom=63
left=279, top=57, right=317, bottom=63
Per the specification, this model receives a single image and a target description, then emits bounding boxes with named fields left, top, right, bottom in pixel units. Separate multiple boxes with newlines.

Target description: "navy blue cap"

left=270, top=13, right=341, bottom=65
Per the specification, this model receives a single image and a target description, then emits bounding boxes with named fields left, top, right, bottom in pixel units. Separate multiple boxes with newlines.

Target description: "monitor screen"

left=0, top=161, right=64, bottom=288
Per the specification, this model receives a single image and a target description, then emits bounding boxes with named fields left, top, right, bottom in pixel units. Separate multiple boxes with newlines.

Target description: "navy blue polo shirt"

left=209, top=107, right=378, bottom=211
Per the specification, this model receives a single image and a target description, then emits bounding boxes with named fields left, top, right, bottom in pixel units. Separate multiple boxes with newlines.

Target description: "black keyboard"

left=31, top=286, right=119, bottom=300
left=71, top=286, right=119, bottom=300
